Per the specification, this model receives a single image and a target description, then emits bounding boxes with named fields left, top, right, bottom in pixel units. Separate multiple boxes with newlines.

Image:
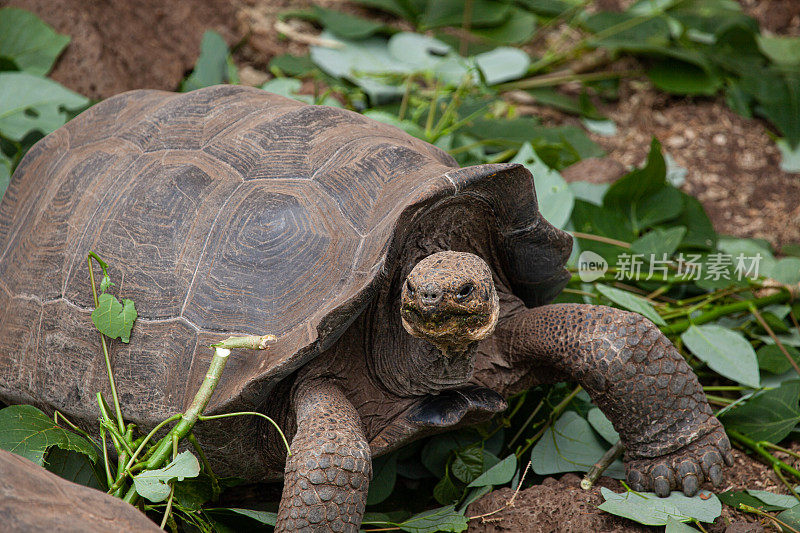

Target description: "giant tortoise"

left=0, top=85, right=731, bottom=531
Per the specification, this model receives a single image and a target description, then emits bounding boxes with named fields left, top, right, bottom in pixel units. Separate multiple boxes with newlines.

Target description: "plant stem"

left=212, top=334, right=276, bottom=350
left=728, top=429, right=800, bottom=480
left=749, top=303, right=800, bottom=378
left=100, top=426, right=114, bottom=489
left=496, top=69, right=642, bottom=91
left=123, top=347, right=232, bottom=504
left=54, top=411, right=102, bottom=452
left=198, top=411, right=291, bottom=455
left=570, top=231, right=631, bottom=248
left=508, top=398, right=545, bottom=448
left=739, top=504, right=800, bottom=533
left=516, top=386, right=582, bottom=458
left=460, top=0, right=473, bottom=56
left=661, top=291, right=793, bottom=335
left=582, top=441, right=624, bottom=490
left=146, top=348, right=231, bottom=469
left=88, top=254, right=126, bottom=434
left=188, top=432, right=221, bottom=500
left=704, top=394, right=734, bottom=406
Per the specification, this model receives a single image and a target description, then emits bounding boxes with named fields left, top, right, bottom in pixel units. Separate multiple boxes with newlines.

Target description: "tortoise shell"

left=0, top=85, right=571, bottom=476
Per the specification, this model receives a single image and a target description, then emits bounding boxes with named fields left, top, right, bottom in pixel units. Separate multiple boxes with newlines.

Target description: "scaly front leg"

left=276, top=380, right=371, bottom=532
left=496, top=303, right=732, bottom=496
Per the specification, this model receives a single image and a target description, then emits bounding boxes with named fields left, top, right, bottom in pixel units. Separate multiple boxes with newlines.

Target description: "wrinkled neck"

left=367, top=302, right=478, bottom=397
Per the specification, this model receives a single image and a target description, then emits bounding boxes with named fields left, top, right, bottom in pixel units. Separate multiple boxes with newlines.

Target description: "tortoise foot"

left=625, top=423, right=733, bottom=497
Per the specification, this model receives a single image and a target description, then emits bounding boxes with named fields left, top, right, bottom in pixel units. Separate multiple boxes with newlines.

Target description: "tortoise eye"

left=455, top=283, right=474, bottom=301
left=406, top=280, right=415, bottom=295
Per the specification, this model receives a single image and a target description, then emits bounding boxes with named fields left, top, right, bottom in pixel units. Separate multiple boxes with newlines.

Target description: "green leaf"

left=261, top=78, right=341, bottom=107
left=757, top=35, right=800, bottom=66
left=312, top=6, right=385, bottom=39
left=666, top=516, right=699, bottom=532
left=226, top=508, right=277, bottom=526
left=516, top=0, right=571, bottom=17
left=471, top=7, right=537, bottom=45
left=681, top=325, right=760, bottom=388
left=44, top=447, right=105, bottom=490
left=630, top=226, right=687, bottom=259
left=133, top=450, right=200, bottom=502
left=631, top=186, right=684, bottom=232
left=676, top=193, right=716, bottom=249
left=777, top=138, right=800, bottom=173
left=421, top=430, right=478, bottom=478
left=604, top=138, right=666, bottom=207
left=583, top=12, right=671, bottom=51
left=173, top=472, right=215, bottom=511
left=747, top=490, right=800, bottom=510
left=351, top=0, right=422, bottom=21
left=467, top=454, right=516, bottom=488
left=364, top=110, right=426, bottom=138
left=664, top=516, right=697, bottom=533
left=569, top=181, right=609, bottom=206
left=474, top=47, right=529, bottom=85
left=717, top=237, right=776, bottom=277
left=740, top=68, right=800, bottom=149
left=718, top=490, right=788, bottom=512
left=509, top=142, right=574, bottom=229
left=598, top=487, right=721, bottom=525
left=399, top=505, right=468, bottom=533
left=721, top=380, right=800, bottom=443
left=0, top=151, right=11, bottom=201
left=451, top=445, right=483, bottom=484
left=581, top=118, right=617, bottom=136
left=0, top=71, right=88, bottom=141
left=531, top=411, right=625, bottom=478
left=367, top=452, right=398, bottom=505
left=771, top=258, right=800, bottom=285
left=269, top=53, right=317, bottom=77
left=181, top=31, right=236, bottom=92
left=647, top=58, right=722, bottom=96
left=420, top=0, right=510, bottom=30
left=433, top=473, right=462, bottom=505
left=0, top=405, right=97, bottom=465
left=0, top=7, right=70, bottom=75
left=603, top=139, right=682, bottom=232
left=586, top=408, right=620, bottom=445
left=778, top=504, right=800, bottom=532
left=570, top=199, right=635, bottom=266
left=595, top=284, right=667, bottom=326
left=757, top=344, right=800, bottom=375
left=91, top=292, right=137, bottom=343
left=310, top=33, right=408, bottom=103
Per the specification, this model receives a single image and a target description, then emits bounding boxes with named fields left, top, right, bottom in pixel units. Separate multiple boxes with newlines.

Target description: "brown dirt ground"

left=0, top=0, right=240, bottom=99
left=465, top=445, right=788, bottom=533
left=4, top=0, right=798, bottom=530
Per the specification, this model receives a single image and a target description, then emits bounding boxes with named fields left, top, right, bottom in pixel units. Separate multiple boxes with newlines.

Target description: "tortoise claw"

left=624, top=423, right=730, bottom=497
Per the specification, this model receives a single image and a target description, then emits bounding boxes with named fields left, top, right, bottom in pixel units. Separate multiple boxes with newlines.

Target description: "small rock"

left=667, top=135, right=686, bottom=148
left=713, top=134, right=727, bottom=146
left=238, top=65, right=269, bottom=87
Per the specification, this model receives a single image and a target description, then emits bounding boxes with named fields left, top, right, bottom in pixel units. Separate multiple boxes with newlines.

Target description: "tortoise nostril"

left=419, top=284, right=442, bottom=305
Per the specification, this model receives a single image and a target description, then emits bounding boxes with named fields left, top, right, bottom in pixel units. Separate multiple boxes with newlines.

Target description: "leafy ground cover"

left=2, top=2, right=800, bottom=531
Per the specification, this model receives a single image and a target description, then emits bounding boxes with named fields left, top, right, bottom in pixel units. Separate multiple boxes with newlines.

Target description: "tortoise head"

left=401, top=251, right=499, bottom=357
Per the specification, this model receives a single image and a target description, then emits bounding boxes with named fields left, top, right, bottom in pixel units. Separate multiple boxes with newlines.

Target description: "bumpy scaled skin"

left=401, top=251, right=500, bottom=355
left=497, top=303, right=733, bottom=497
left=277, top=380, right=371, bottom=532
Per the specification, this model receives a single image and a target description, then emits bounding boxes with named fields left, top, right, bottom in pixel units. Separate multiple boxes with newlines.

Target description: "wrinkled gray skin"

left=273, top=250, right=731, bottom=532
